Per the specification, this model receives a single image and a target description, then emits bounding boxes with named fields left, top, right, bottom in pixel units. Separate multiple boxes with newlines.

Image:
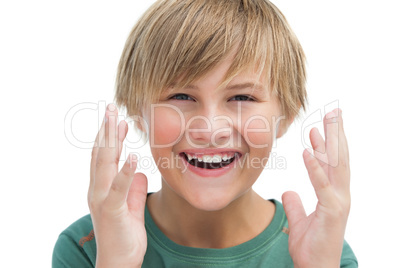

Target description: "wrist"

left=96, top=263, right=141, bottom=268
left=96, top=258, right=142, bottom=268
left=294, top=262, right=339, bottom=268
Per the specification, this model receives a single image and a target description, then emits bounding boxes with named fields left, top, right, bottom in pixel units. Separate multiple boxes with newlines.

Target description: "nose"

left=185, top=106, right=233, bottom=148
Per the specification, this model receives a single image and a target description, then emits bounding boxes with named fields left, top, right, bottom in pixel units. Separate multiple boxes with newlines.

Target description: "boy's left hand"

left=282, top=109, right=350, bottom=268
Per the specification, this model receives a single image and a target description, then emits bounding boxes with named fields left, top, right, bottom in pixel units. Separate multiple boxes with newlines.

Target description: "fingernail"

left=325, top=111, right=336, bottom=119
left=107, top=103, right=116, bottom=112
left=334, top=109, right=339, bottom=116
left=130, top=153, right=138, bottom=163
left=127, top=154, right=137, bottom=169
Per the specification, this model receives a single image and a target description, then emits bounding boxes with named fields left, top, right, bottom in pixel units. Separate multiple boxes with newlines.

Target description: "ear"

left=275, top=116, right=295, bottom=139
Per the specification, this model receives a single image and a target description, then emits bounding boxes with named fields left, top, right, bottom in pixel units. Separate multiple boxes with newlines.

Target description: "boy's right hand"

left=88, top=103, right=148, bottom=268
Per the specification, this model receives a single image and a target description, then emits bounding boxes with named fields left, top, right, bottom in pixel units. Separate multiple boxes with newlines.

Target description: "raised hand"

left=282, top=109, right=350, bottom=268
left=88, top=104, right=148, bottom=268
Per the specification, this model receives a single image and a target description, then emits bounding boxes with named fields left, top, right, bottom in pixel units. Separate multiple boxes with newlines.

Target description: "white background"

left=1, top=0, right=401, bottom=267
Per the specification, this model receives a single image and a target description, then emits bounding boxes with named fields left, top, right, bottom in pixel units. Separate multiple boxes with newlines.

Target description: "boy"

left=53, top=0, right=357, bottom=267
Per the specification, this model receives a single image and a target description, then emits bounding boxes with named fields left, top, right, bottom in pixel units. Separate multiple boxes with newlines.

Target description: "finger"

left=324, top=109, right=350, bottom=192
left=94, top=103, right=121, bottom=196
left=89, top=111, right=107, bottom=199
left=117, top=120, right=128, bottom=160
left=331, top=109, right=349, bottom=165
left=309, top=127, right=328, bottom=172
left=324, top=110, right=339, bottom=168
left=104, top=104, right=118, bottom=149
left=303, top=149, right=337, bottom=208
left=104, top=154, right=138, bottom=210
left=100, top=119, right=128, bottom=195
left=127, top=172, right=148, bottom=221
left=282, top=191, right=306, bottom=230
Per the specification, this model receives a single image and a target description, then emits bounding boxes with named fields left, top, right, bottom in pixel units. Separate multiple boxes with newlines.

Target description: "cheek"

left=242, top=117, right=274, bottom=149
left=150, top=106, right=185, bottom=146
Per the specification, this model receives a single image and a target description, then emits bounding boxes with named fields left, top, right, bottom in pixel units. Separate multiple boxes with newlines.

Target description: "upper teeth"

left=185, top=153, right=236, bottom=163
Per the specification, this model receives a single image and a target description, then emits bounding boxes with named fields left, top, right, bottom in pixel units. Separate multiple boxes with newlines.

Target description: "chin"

left=184, top=190, right=239, bottom=212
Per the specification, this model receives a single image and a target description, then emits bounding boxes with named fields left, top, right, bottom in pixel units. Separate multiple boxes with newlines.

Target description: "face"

left=142, top=56, right=286, bottom=211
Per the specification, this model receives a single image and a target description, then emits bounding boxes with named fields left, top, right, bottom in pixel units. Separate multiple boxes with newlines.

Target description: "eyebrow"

left=175, top=82, right=267, bottom=92
left=226, top=82, right=266, bottom=92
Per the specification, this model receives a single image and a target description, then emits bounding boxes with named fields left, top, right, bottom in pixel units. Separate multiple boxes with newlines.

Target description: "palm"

left=88, top=104, right=148, bottom=267
left=282, top=110, right=350, bottom=268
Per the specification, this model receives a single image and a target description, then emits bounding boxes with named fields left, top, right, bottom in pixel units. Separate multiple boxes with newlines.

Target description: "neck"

left=147, top=184, right=275, bottom=249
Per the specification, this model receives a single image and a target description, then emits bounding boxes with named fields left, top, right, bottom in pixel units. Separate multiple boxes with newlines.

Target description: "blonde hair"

left=115, top=0, right=306, bottom=128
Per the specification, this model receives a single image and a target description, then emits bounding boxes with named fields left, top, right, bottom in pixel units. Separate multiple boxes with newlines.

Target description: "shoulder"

left=52, top=214, right=96, bottom=267
left=59, top=214, right=94, bottom=245
left=340, top=240, right=359, bottom=267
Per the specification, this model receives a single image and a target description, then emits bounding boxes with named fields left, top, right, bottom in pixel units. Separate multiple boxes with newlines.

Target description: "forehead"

left=168, top=50, right=270, bottom=90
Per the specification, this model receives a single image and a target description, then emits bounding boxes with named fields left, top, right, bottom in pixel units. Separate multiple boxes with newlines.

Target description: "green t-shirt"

left=52, top=199, right=358, bottom=267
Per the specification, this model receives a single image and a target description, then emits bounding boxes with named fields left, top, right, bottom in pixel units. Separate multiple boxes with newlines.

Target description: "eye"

left=229, top=95, right=255, bottom=101
left=169, top=93, right=195, bottom=101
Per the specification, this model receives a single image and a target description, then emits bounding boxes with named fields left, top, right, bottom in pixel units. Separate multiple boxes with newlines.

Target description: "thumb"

left=282, top=191, right=306, bottom=230
left=127, top=172, right=148, bottom=221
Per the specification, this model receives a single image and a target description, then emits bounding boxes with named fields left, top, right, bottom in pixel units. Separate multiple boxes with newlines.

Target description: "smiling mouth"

left=179, top=152, right=241, bottom=169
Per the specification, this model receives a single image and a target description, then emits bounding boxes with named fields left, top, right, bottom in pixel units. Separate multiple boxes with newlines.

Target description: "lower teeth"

left=185, top=155, right=236, bottom=169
